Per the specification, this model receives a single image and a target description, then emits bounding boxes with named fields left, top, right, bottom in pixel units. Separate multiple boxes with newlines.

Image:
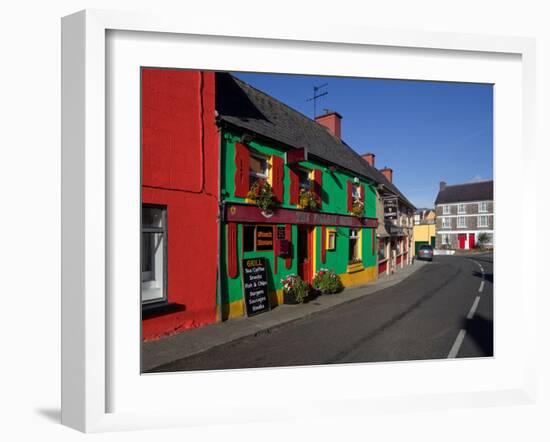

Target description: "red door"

left=469, top=234, right=475, bottom=249
left=458, top=234, right=466, bottom=249
left=297, top=226, right=313, bottom=283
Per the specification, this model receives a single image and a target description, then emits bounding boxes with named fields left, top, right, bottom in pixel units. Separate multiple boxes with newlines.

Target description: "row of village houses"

left=141, top=68, right=415, bottom=340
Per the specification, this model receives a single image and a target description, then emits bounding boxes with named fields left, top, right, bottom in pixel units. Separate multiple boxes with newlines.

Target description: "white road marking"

left=448, top=329, right=466, bottom=358
left=470, top=259, right=485, bottom=293
left=448, top=258, right=487, bottom=358
left=467, top=296, right=481, bottom=319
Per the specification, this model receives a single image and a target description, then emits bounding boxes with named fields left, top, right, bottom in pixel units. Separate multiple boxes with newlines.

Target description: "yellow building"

left=413, top=209, right=436, bottom=255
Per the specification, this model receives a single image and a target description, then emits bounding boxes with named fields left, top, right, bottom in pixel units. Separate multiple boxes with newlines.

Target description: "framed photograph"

left=61, top=9, right=537, bottom=433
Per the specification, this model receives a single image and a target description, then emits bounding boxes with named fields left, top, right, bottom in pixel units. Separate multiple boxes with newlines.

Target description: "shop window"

left=243, top=225, right=255, bottom=252
left=249, top=153, right=269, bottom=188
left=349, top=229, right=361, bottom=263
left=378, top=239, right=386, bottom=260
left=141, top=205, right=167, bottom=304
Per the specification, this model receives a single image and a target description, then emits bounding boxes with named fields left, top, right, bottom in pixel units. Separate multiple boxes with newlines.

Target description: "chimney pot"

left=440, top=181, right=447, bottom=190
left=315, top=111, right=342, bottom=139
left=380, top=167, right=393, bottom=183
left=362, top=153, right=375, bottom=167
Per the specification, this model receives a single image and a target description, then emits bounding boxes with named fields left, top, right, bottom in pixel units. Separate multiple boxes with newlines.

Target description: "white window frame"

left=349, top=228, right=361, bottom=264
left=442, top=205, right=450, bottom=214
left=479, top=201, right=488, bottom=213
left=478, top=215, right=489, bottom=227
left=457, top=203, right=466, bottom=214
left=457, top=216, right=466, bottom=228
left=441, top=217, right=451, bottom=229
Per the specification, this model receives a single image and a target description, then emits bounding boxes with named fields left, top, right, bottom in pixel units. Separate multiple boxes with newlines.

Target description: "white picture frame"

left=61, top=9, right=537, bottom=433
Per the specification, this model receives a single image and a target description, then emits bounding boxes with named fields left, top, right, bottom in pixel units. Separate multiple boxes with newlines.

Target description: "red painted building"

left=141, top=69, right=219, bottom=340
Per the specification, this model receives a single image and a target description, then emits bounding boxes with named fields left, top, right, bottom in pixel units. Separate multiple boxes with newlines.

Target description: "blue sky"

left=232, top=72, right=493, bottom=209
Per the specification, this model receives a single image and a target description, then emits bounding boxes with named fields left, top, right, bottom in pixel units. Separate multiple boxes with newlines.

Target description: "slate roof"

left=215, top=72, right=415, bottom=209
left=435, top=180, right=493, bottom=205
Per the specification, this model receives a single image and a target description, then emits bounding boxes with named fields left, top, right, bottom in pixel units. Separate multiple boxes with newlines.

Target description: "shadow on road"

left=463, top=314, right=493, bottom=356
left=472, top=270, right=493, bottom=283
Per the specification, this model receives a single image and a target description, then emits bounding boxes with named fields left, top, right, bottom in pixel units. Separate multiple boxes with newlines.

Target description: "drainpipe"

left=216, top=128, right=223, bottom=323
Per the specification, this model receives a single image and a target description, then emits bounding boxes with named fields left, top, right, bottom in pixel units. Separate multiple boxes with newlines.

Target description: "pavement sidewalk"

left=142, top=260, right=429, bottom=372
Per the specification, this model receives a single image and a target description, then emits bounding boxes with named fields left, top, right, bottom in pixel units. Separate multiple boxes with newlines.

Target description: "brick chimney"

left=380, top=167, right=393, bottom=183
left=315, top=111, right=342, bottom=139
left=362, top=153, right=375, bottom=167
left=440, top=181, right=447, bottom=190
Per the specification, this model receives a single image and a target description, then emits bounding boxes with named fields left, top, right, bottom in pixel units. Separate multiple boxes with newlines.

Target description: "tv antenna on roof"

left=306, top=83, right=328, bottom=119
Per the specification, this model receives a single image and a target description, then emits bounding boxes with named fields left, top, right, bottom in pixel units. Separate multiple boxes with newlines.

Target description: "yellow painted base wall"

left=219, top=265, right=377, bottom=321
left=339, top=265, right=377, bottom=288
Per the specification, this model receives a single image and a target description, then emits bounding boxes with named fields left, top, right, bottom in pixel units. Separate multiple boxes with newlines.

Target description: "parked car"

left=417, top=244, right=434, bottom=261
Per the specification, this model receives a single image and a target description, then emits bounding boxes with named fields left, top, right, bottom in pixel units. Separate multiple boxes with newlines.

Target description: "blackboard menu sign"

left=242, top=258, right=270, bottom=316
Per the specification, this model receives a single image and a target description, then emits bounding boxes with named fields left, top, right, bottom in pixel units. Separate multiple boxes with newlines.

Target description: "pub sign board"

left=241, top=258, right=271, bottom=316
left=255, top=226, right=274, bottom=251
left=383, top=197, right=398, bottom=220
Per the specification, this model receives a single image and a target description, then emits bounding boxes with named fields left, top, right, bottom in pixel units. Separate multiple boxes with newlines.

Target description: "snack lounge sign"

left=225, top=204, right=378, bottom=228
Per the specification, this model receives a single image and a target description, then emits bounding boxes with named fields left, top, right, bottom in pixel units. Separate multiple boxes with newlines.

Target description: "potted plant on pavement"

left=312, top=268, right=344, bottom=295
left=281, top=274, right=309, bottom=304
left=477, top=232, right=490, bottom=250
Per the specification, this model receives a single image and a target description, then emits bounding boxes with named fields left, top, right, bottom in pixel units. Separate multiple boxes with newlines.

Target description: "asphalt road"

left=151, top=252, right=493, bottom=372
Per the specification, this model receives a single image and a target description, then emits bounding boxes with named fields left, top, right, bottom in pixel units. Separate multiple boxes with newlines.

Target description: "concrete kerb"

left=142, top=260, right=429, bottom=372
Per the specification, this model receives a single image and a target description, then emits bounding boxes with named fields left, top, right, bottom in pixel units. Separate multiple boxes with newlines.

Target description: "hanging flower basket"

left=247, top=179, right=276, bottom=213
left=351, top=199, right=364, bottom=217
left=298, top=189, right=320, bottom=211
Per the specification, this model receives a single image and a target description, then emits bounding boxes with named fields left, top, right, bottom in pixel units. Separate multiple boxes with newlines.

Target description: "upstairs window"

left=457, top=216, right=466, bottom=228
left=479, top=201, right=488, bottom=213
left=478, top=215, right=488, bottom=227
left=458, top=203, right=466, bottom=214
left=249, top=153, right=269, bottom=188
left=442, top=205, right=450, bottom=215
left=297, top=168, right=311, bottom=191
left=442, top=217, right=451, bottom=229
left=352, top=183, right=361, bottom=200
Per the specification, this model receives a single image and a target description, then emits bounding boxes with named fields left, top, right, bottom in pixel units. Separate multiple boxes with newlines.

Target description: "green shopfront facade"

left=219, top=130, right=379, bottom=320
